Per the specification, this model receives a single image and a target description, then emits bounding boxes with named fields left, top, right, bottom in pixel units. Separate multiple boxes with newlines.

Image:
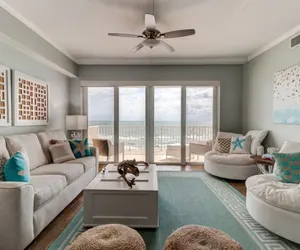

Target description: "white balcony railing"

left=93, top=125, right=213, bottom=151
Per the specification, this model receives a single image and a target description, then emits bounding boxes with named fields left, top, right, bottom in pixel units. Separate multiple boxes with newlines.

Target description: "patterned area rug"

left=49, top=171, right=300, bottom=250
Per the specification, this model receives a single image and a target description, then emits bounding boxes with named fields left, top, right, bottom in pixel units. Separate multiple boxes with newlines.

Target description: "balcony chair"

left=92, top=138, right=125, bottom=162
left=165, top=141, right=212, bottom=161
left=88, top=126, right=125, bottom=161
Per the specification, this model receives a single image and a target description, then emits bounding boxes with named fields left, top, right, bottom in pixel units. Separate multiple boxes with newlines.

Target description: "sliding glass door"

left=87, top=84, right=218, bottom=164
left=154, top=87, right=181, bottom=163
left=88, top=87, right=114, bottom=162
left=119, top=87, right=146, bottom=161
left=186, top=87, right=214, bottom=163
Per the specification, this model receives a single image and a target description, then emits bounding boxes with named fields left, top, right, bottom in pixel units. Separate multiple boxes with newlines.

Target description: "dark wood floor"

left=26, top=165, right=246, bottom=250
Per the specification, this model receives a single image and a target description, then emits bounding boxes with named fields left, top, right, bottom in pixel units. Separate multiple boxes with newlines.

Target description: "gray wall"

left=243, top=38, right=300, bottom=148
left=0, top=41, right=70, bottom=136
left=0, top=7, right=77, bottom=77
left=75, top=65, right=243, bottom=133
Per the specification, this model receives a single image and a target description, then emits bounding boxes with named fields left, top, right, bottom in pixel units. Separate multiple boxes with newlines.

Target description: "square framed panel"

left=13, top=71, right=49, bottom=126
left=0, top=64, right=11, bottom=126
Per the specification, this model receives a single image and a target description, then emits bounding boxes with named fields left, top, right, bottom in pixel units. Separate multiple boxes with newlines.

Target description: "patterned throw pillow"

left=4, top=152, right=30, bottom=182
left=273, top=152, right=300, bottom=184
left=49, top=143, right=75, bottom=164
left=229, top=136, right=251, bottom=154
left=217, top=138, right=231, bottom=153
left=0, top=156, right=8, bottom=181
left=49, top=139, right=68, bottom=145
left=69, top=138, right=91, bottom=158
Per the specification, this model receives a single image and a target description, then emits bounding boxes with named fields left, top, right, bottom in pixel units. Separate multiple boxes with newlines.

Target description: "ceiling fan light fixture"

left=142, top=39, right=160, bottom=48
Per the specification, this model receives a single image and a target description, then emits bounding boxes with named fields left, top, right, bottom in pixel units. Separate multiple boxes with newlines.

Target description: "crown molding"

left=0, top=0, right=78, bottom=63
left=77, top=57, right=247, bottom=65
left=248, top=23, right=300, bottom=62
left=0, top=32, right=77, bottom=78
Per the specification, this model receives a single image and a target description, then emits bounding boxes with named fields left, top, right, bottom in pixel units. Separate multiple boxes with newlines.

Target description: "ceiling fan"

left=108, top=14, right=195, bottom=53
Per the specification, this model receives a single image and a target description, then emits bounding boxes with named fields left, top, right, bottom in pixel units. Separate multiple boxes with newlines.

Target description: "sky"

left=88, top=87, right=213, bottom=124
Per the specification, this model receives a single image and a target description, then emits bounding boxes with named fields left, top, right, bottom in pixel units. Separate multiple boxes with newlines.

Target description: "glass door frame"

left=83, top=81, right=220, bottom=165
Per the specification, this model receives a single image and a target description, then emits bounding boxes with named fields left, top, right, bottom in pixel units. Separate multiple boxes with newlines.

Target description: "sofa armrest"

left=256, top=145, right=264, bottom=156
left=90, top=146, right=99, bottom=173
left=0, top=182, right=35, bottom=250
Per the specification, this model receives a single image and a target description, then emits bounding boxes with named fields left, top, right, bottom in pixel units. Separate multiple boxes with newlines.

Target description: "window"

left=87, top=83, right=218, bottom=164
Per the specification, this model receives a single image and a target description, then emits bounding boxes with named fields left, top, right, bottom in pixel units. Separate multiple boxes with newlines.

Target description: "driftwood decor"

left=117, top=159, right=149, bottom=188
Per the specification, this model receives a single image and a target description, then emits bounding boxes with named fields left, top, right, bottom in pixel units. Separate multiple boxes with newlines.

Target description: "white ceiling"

left=2, top=0, right=300, bottom=64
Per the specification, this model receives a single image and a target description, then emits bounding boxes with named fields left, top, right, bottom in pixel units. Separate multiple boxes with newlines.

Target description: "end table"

left=250, top=155, right=275, bottom=174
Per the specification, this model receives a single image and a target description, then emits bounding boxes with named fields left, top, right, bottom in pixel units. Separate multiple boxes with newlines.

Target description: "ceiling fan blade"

left=145, top=13, right=156, bottom=30
left=130, top=43, right=144, bottom=53
left=160, top=29, right=195, bottom=38
left=108, top=33, right=143, bottom=38
left=159, top=40, right=175, bottom=53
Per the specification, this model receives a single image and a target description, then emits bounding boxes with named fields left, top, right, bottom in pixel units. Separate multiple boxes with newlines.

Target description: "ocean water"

left=89, top=121, right=212, bottom=150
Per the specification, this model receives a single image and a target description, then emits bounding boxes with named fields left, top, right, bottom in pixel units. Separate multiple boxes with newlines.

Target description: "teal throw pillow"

left=69, top=138, right=91, bottom=159
left=273, top=152, right=300, bottom=184
left=4, top=152, right=30, bottom=182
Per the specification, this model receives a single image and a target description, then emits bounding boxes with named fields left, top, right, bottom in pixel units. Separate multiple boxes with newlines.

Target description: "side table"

left=250, top=155, right=275, bottom=174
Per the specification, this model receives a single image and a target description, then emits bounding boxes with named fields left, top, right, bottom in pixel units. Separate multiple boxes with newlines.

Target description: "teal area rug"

left=49, top=171, right=300, bottom=250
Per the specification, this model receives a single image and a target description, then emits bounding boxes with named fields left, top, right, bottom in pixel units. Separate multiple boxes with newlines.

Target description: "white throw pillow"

left=245, top=130, right=268, bottom=155
left=279, top=141, right=300, bottom=153
left=230, top=135, right=251, bottom=154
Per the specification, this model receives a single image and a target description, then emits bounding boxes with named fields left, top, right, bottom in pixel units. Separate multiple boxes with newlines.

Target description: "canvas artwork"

left=273, top=65, right=300, bottom=124
left=13, top=71, right=48, bottom=126
left=0, top=65, right=11, bottom=126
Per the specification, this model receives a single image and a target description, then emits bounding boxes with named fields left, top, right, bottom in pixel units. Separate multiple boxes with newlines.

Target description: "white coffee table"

left=83, top=164, right=158, bottom=228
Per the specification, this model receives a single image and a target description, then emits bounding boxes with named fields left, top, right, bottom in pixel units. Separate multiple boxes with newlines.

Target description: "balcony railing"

left=91, top=125, right=213, bottom=151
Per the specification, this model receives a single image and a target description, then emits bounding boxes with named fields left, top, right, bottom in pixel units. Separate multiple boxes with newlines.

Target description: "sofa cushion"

left=69, top=138, right=91, bottom=158
left=4, top=151, right=30, bottom=182
left=31, top=163, right=84, bottom=185
left=279, top=141, right=300, bottom=153
left=213, top=132, right=243, bottom=152
left=273, top=141, right=300, bottom=173
left=5, top=134, right=48, bottom=170
left=205, top=151, right=255, bottom=165
left=217, top=138, right=231, bottom=153
left=66, top=156, right=96, bottom=172
left=273, top=152, right=300, bottom=184
left=30, top=175, right=67, bottom=210
left=49, top=143, right=75, bottom=164
left=229, top=135, right=251, bottom=154
left=246, top=174, right=300, bottom=214
left=37, top=130, right=67, bottom=163
left=245, top=130, right=268, bottom=155
left=0, top=136, right=9, bottom=159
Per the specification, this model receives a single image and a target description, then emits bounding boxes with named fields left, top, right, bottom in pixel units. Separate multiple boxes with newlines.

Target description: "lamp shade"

left=66, top=115, right=87, bottom=130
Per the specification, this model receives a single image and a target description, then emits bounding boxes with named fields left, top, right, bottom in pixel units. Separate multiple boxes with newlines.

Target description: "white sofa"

left=204, top=130, right=268, bottom=180
left=0, top=130, right=99, bottom=250
left=246, top=141, right=300, bottom=244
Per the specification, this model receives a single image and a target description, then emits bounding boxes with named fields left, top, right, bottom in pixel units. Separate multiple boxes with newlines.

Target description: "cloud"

left=88, top=87, right=213, bottom=124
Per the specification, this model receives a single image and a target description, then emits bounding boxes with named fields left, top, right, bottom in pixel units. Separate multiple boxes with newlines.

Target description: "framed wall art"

left=13, top=71, right=49, bottom=126
left=0, top=64, right=11, bottom=126
left=273, top=65, right=300, bottom=124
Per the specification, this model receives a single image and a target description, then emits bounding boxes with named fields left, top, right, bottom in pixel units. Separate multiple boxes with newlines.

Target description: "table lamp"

left=66, top=115, right=87, bottom=140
